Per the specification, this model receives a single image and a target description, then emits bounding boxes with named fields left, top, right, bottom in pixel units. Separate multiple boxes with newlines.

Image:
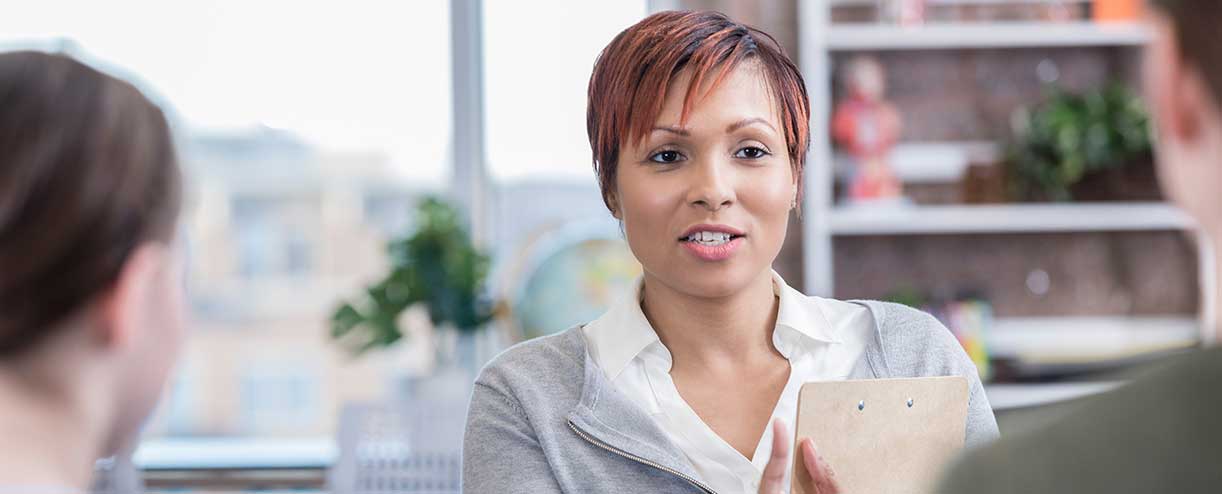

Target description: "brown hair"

left=586, top=10, right=810, bottom=213
left=0, top=51, right=182, bottom=356
left=1151, top=0, right=1222, bottom=107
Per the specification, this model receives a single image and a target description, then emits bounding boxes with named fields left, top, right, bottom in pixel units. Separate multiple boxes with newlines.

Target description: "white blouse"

left=582, top=271, right=874, bottom=493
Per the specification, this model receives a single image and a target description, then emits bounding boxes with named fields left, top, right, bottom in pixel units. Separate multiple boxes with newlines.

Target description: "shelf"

left=831, top=0, right=1092, bottom=4
left=829, top=202, right=1193, bottom=235
left=827, top=22, right=1150, bottom=51
left=987, top=316, right=1200, bottom=363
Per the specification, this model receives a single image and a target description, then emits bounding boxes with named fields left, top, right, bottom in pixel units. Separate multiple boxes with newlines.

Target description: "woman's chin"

left=656, top=264, right=762, bottom=300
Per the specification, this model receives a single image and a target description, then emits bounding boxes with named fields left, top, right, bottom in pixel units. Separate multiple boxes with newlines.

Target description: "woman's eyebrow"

left=651, top=125, right=690, bottom=136
left=726, top=117, right=776, bottom=134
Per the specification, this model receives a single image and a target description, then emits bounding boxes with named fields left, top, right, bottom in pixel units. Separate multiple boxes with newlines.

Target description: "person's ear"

left=94, top=244, right=169, bottom=350
left=1151, top=16, right=1207, bottom=146
left=607, top=192, right=623, bottom=220
left=1171, top=65, right=1212, bottom=144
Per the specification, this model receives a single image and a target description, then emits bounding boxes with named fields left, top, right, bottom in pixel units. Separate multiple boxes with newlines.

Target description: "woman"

left=0, top=51, right=184, bottom=492
left=464, top=11, right=998, bottom=493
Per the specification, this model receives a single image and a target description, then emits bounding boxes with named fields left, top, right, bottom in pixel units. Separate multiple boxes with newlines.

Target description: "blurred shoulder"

left=940, top=348, right=1222, bottom=493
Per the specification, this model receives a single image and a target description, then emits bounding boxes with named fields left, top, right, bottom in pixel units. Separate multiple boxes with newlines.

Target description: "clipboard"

left=791, top=376, right=969, bottom=494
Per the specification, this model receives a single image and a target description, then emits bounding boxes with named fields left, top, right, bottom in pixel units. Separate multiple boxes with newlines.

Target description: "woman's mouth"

left=679, top=230, right=745, bottom=261
left=682, top=231, right=741, bottom=246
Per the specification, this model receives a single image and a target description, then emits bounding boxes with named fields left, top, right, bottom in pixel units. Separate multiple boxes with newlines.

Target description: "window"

left=4, top=0, right=655, bottom=457
left=1, top=0, right=453, bottom=439
left=484, top=0, right=647, bottom=183
left=482, top=1, right=648, bottom=340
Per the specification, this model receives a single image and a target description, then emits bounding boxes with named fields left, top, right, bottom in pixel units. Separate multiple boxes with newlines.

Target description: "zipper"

left=567, top=420, right=720, bottom=494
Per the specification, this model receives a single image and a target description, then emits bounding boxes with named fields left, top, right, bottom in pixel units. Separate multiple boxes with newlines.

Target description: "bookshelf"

left=798, top=3, right=1216, bottom=353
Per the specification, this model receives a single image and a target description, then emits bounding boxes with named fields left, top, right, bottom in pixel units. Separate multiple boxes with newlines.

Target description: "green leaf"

left=1006, top=83, right=1152, bottom=201
left=327, top=196, right=499, bottom=355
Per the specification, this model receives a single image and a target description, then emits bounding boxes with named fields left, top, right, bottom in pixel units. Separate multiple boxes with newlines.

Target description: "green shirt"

left=940, top=347, right=1222, bottom=493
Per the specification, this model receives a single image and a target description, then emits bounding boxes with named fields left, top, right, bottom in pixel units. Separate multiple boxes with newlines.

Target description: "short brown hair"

left=586, top=10, right=810, bottom=213
left=1151, top=0, right=1222, bottom=106
left=0, top=51, right=182, bottom=356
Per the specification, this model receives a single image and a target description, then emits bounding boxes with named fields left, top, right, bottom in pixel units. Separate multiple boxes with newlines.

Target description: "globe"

left=513, top=237, right=641, bottom=340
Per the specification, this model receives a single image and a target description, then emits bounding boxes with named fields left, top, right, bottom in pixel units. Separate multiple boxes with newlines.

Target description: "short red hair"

left=586, top=10, right=811, bottom=213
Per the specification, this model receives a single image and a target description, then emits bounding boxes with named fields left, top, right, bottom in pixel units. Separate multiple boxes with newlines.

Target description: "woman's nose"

left=686, top=158, right=736, bottom=212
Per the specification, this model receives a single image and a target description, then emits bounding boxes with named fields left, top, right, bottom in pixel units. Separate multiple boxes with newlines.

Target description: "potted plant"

left=330, top=197, right=496, bottom=376
left=1005, top=83, right=1155, bottom=202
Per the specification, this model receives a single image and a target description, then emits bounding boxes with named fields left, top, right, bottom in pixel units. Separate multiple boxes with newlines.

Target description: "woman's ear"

left=607, top=192, right=623, bottom=220
left=95, top=244, right=168, bottom=351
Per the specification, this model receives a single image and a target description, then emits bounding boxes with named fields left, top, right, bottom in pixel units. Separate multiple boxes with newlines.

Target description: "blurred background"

left=4, top=0, right=1205, bottom=492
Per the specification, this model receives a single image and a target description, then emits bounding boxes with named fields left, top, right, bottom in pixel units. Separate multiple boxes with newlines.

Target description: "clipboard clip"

left=856, top=398, right=915, bottom=411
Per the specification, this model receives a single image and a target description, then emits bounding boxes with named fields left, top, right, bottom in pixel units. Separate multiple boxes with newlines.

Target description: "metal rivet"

left=857, top=400, right=865, bottom=411
left=907, top=398, right=914, bottom=408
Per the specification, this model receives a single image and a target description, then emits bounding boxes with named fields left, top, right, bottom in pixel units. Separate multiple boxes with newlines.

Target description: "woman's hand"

left=758, top=418, right=842, bottom=494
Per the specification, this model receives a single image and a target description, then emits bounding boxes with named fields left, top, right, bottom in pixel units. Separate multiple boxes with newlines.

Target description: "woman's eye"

left=735, top=146, right=769, bottom=159
left=649, top=150, right=685, bottom=164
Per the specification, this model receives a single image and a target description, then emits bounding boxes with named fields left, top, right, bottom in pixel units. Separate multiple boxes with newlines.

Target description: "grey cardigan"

left=463, top=301, right=999, bottom=493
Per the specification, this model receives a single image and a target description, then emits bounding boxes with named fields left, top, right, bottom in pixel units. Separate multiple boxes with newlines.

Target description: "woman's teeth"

left=685, top=231, right=734, bottom=246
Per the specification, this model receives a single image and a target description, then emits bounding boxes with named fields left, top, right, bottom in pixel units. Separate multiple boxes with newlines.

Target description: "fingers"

left=800, top=438, right=842, bottom=494
left=757, top=418, right=790, bottom=494
left=768, top=418, right=790, bottom=468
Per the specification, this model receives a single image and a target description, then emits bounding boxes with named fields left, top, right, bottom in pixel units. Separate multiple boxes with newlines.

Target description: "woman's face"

left=614, top=62, right=797, bottom=299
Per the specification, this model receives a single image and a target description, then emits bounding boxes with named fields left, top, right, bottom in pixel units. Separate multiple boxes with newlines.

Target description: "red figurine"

left=832, top=56, right=903, bottom=202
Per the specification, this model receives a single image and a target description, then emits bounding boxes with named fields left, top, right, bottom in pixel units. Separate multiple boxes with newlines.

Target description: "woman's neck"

left=0, top=368, right=102, bottom=491
left=640, top=270, right=781, bottom=370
